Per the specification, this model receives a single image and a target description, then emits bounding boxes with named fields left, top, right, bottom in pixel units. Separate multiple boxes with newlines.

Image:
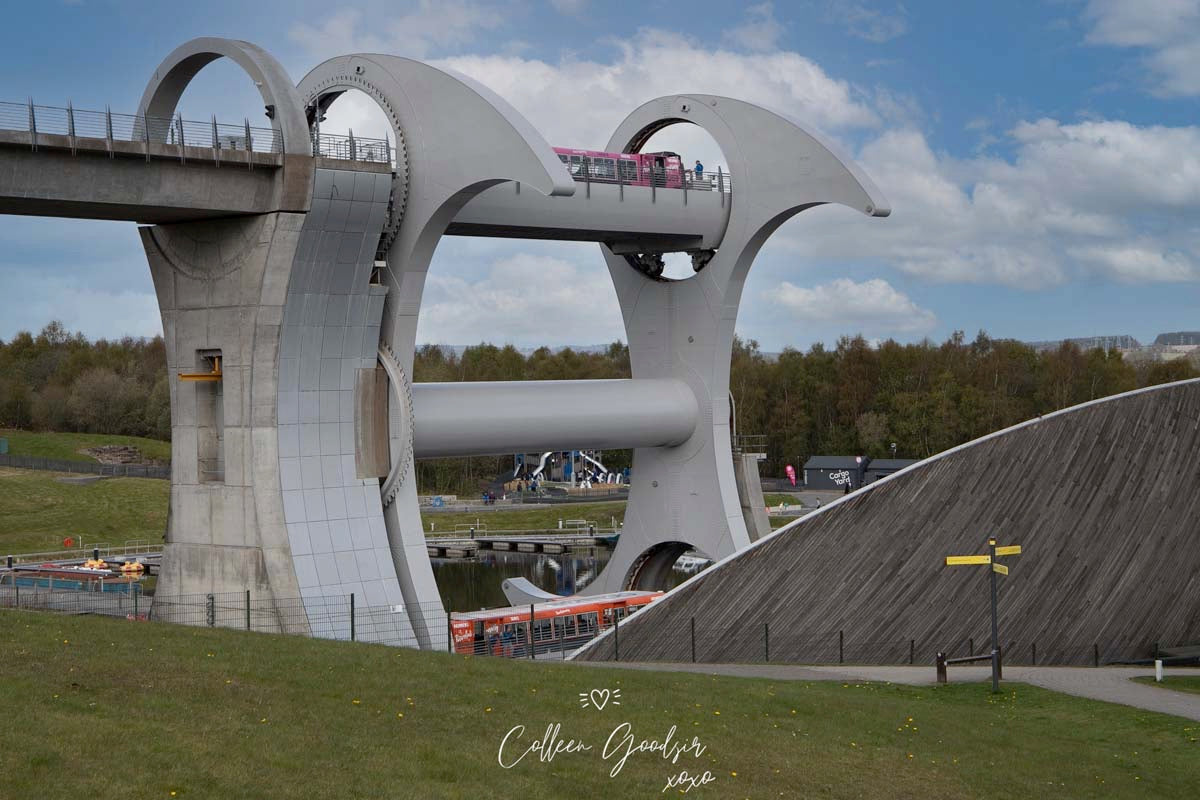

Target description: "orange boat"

left=450, top=590, right=660, bottom=657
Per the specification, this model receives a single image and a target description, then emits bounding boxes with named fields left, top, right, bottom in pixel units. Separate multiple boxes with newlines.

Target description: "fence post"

left=1093, top=643, right=1099, bottom=667
left=245, top=590, right=251, bottom=631
left=105, top=105, right=114, bottom=158
left=690, top=617, right=696, bottom=663
left=27, top=97, right=37, bottom=152
left=350, top=593, right=356, bottom=641
left=67, top=100, right=76, bottom=156
left=560, top=618, right=566, bottom=660
left=839, top=630, right=844, bottom=664
left=969, top=637, right=974, bottom=656
left=447, top=616, right=453, bottom=654
left=613, top=614, right=620, bottom=662
left=936, top=652, right=947, bottom=683
left=1032, top=641, right=1037, bottom=665
left=764, top=622, right=769, bottom=663
left=133, top=583, right=138, bottom=617
left=206, top=593, right=215, bottom=626
left=910, top=639, right=915, bottom=665
left=244, top=119, right=253, bottom=170
left=997, top=644, right=1003, bottom=679
left=528, top=604, right=535, bottom=660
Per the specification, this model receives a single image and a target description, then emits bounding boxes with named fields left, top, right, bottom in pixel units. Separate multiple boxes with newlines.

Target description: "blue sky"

left=0, top=0, right=1197, bottom=350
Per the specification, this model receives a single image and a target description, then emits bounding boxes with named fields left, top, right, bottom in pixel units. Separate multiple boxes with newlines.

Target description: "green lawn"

left=763, top=492, right=802, bottom=506
left=0, top=429, right=172, bottom=463
left=0, top=468, right=167, bottom=554
left=422, top=501, right=627, bottom=535
left=1, top=610, right=1197, bottom=799
left=1134, top=675, right=1200, bottom=696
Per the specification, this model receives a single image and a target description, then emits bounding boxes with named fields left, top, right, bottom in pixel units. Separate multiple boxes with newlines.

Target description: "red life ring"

left=63, top=537, right=74, bottom=548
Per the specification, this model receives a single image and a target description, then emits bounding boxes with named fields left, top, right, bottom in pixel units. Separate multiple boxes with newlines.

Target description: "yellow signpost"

left=945, top=555, right=991, bottom=566
left=944, top=538, right=1022, bottom=692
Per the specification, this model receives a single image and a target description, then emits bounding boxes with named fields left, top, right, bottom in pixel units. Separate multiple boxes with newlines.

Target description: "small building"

left=864, top=458, right=919, bottom=484
left=802, top=456, right=867, bottom=490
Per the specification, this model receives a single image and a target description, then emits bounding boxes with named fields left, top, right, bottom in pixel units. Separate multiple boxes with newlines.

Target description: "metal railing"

left=312, top=131, right=392, bottom=163
left=5, top=540, right=163, bottom=565
left=0, top=100, right=282, bottom=154
left=564, top=156, right=733, bottom=194
left=0, top=99, right=389, bottom=165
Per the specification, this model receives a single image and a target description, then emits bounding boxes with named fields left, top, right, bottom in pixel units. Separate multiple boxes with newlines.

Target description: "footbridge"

left=2, top=37, right=889, bottom=648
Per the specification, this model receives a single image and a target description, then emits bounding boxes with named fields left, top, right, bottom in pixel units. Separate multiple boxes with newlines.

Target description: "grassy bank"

left=1, top=610, right=1197, bottom=799
left=0, top=429, right=172, bottom=463
left=1134, top=675, right=1200, bottom=696
left=0, top=468, right=167, bottom=554
left=422, top=501, right=627, bottom=535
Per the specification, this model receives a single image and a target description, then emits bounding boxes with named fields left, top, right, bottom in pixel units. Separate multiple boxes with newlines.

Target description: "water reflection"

left=431, top=548, right=710, bottom=612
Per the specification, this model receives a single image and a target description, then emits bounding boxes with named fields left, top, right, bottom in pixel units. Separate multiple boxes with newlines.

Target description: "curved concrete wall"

left=575, top=380, right=1200, bottom=666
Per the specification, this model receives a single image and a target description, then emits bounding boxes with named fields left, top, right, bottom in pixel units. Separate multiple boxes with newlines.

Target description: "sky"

left=0, top=0, right=1197, bottom=351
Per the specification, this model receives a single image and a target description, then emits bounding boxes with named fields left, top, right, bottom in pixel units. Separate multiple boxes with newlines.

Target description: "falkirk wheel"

left=136, top=38, right=890, bottom=648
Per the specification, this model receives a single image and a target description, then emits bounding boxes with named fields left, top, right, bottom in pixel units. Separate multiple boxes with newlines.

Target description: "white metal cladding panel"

left=277, top=167, right=413, bottom=643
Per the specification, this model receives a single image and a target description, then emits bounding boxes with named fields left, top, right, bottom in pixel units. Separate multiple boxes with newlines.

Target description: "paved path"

left=580, top=661, right=1200, bottom=721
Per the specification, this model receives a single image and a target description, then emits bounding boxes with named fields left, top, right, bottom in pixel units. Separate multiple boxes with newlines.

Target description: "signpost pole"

left=988, top=537, right=999, bottom=693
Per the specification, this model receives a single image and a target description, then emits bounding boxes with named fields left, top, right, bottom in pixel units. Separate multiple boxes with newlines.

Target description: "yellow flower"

left=352, top=699, right=361, bottom=705
left=485, top=707, right=492, bottom=712
left=397, top=712, right=404, bottom=718
left=730, top=771, right=738, bottom=777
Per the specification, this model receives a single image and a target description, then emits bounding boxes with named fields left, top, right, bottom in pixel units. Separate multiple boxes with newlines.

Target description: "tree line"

left=1, top=323, right=1195, bottom=491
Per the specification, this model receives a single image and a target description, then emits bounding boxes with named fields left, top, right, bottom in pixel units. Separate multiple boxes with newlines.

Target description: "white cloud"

left=724, top=3, right=785, bottom=52
left=289, top=2, right=505, bottom=61
left=768, top=278, right=936, bottom=336
left=770, top=118, right=1200, bottom=289
left=1068, top=245, right=1200, bottom=282
left=825, top=1, right=909, bottom=43
left=416, top=253, right=624, bottom=346
left=1083, top=0, right=1200, bottom=96
left=435, top=29, right=879, bottom=150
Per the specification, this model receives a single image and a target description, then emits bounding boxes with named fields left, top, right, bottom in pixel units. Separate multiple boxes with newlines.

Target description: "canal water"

left=431, top=548, right=709, bottom=612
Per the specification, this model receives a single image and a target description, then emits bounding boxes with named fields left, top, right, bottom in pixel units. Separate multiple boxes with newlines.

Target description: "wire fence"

left=3, top=582, right=1190, bottom=668
left=0, top=584, right=452, bottom=651
left=603, top=621, right=1196, bottom=669
left=0, top=453, right=169, bottom=479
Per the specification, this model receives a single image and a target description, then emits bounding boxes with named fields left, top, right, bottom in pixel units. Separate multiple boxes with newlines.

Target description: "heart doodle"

left=588, top=689, right=611, bottom=710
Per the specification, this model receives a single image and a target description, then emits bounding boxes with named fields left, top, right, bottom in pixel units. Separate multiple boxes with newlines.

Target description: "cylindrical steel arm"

left=411, top=378, right=699, bottom=457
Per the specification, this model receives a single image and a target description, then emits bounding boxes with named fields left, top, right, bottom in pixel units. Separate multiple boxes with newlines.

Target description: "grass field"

left=0, top=468, right=168, bottom=554
left=0, top=429, right=172, bottom=463
left=422, top=501, right=627, bottom=535
left=1, top=610, right=1197, bottom=799
left=1135, top=675, right=1200, bottom=696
